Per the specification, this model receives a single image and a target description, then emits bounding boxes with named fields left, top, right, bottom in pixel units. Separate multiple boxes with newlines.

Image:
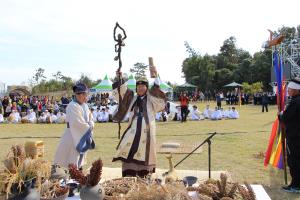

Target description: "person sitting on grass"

left=229, top=107, right=239, bottom=119
left=203, top=105, right=212, bottom=119
left=211, top=107, right=222, bottom=120
left=0, top=111, right=4, bottom=123
left=155, top=111, right=161, bottom=121
left=91, top=107, right=98, bottom=122
left=56, top=111, right=66, bottom=123
left=21, top=109, right=36, bottom=123
left=220, top=108, right=226, bottom=119
left=8, top=109, right=21, bottom=123
left=97, top=107, right=109, bottom=123
left=190, top=105, right=203, bottom=121
left=50, top=112, right=58, bottom=123
left=172, top=106, right=182, bottom=121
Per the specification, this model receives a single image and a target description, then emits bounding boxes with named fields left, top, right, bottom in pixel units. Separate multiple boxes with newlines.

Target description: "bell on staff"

left=114, top=56, right=119, bottom=61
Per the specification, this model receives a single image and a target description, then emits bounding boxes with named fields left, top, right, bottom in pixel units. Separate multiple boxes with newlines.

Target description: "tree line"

left=30, top=68, right=101, bottom=94
left=181, top=25, right=300, bottom=93
left=30, top=25, right=299, bottom=94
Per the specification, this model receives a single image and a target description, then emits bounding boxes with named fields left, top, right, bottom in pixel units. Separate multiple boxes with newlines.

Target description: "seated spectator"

left=172, top=106, right=182, bottom=121
left=38, top=113, right=47, bottom=123
left=229, top=107, right=239, bottom=119
left=56, top=111, right=66, bottom=123
left=220, top=108, right=227, bottom=119
left=155, top=112, right=161, bottom=121
left=156, top=110, right=168, bottom=122
left=38, top=110, right=51, bottom=123
left=91, top=108, right=98, bottom=122
left=0, top=113, right=4, bottom=123
left=190, top=105, right=203, bottom=121
left=203, top=105, right=212, bottom=119
left=223, top=107, right=232, bottom=119
left=161, top=110, right=168, bottom=122
left=50, top=112, right=58, bottom=123
left=21, top=109, right=37, bottom=123
left=8, top=109, right=21, bottom=123
left=211, top=107, right=222, bottom=120
left=97, top=108, right=109, bottom=122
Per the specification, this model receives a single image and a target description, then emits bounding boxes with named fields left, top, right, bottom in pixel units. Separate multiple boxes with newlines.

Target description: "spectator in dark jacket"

left=279, top=79, right=300, bottom=193
left=261, top=92, right=269, bottom=112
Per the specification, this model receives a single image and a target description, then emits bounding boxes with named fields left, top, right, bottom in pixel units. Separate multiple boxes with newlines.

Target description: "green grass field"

left=0, top=102, right=299, bottom=200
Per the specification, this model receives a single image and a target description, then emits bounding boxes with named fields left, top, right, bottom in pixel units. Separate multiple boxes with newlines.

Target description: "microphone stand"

left=163, top=132, right=217, bottom=179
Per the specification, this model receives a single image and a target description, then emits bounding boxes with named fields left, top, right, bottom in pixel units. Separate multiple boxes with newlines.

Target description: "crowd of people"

left=0, top=95, right=68, bottom=124
left=0, top=93, right=240, bottom=124
left=155, top=104, right=239, bottom=122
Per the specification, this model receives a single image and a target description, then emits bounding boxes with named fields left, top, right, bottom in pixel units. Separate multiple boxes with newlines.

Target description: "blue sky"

left=0, top=0, right=299, bottom=86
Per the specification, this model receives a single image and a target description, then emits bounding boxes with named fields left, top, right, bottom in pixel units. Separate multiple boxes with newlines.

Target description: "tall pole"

left=113, top=22, right=127, bottom=139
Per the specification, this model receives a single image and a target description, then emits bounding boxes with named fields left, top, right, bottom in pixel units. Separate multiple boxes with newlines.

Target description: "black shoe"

left=282, top=185, right=300, bottom=193
left=282, top=185, right=292, bottom=191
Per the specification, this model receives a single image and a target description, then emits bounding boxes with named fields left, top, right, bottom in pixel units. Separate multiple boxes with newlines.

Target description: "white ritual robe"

left=54, top=101, right=94, bottom=168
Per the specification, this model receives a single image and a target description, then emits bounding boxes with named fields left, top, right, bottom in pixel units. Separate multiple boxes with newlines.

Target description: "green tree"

left=78, top=74, right=94, bottom=88
left=184, top=41, right=198, bottom=57
left=277, top=26, right=296, bottom=42
left=220, top=36, right=238, bottom=64
left=52, top=71, right=63, bottom=81
left=130, top=62, right=147, bottom=80
left=32, top=68, right=46, bottom=85
left=251, top=49, right=272, bottom=90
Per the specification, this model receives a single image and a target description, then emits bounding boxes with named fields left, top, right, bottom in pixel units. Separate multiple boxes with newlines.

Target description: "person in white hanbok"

left=8, top=109, right=21, bottom=123
left=229, top=107, right=239, bottom=119
left=54, top=83, right=95, bottom=169
left=91, top=108, right=98, bottom=122
left=50, top=113, right=58, bottom=123
left=0, top=113, right=4, bottom=123
left=21, top=109, right=37, bottom=123
left=56, top=111, right=66, bottom=123
left=203, top=105, right=212, bottom=119
left=97, top=108, right=109, bottom=122
left=211, top=107, right=222, bottom=120
left=190, top=105, right=203, bottom=120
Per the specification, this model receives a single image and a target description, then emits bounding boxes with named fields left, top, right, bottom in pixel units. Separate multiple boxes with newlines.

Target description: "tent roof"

left=126, top=74, right=136, bottom=90
left=93, top=74, right=112, bottom=91
left=223, top=82, right=243, bottom=87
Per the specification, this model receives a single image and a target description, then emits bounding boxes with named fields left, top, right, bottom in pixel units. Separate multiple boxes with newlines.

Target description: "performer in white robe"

left=229, top=107, right=239, bottom=119
left=211, top=107, right=222, bottom=120
left=54, top=83, right=95, bottom=168
left=21, top=109, right=37, bottom=123
left=50, top=113, right=58, bottom=123
left=38, top=112, right=47, bottom=123
left=173, top=106, right=182, bottom=121
left=56, top=111, right=66, bottom=123
left=203, top=105, right=212, bottom=119
left=191, top=105, right=203, bottom=120
left=8, top=110, right=21, bottom=123
left=155, top=112, right=162, bottom=121
left=91, top=108, right=98, bottom=122
left=112, top=68, right=166, bottom=177
left=0, top=113, right=4, bottom=123
left=97, top=108, right=109, bottom=122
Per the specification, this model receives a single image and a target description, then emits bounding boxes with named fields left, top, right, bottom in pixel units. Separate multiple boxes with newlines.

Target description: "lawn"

left=0, top=102, right=299, bottom=200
